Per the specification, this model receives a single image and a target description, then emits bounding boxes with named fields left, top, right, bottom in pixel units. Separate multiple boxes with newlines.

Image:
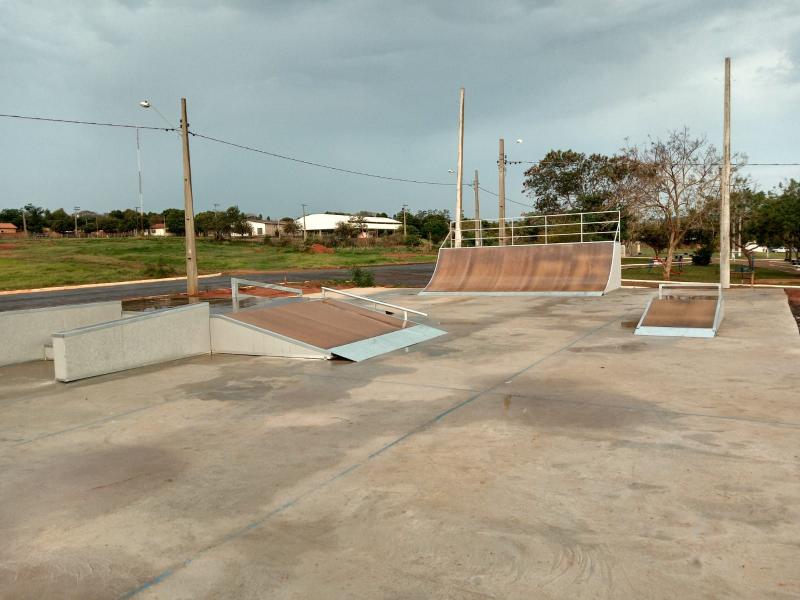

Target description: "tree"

left=348, top=215, right=368, bottom=236
left=621, top=128, right=723, bottom=280
left=227, top=206, right=251, bottom=236
left=522, top=150, right=631, bottom=214
left=417, top=210, right=450, bottom=243
left=281, top=218, right=299, bottom=237
left=334, top=221, right=356, bottom=242
left=637, top=220, right=670, bottom=258
left=194, top=211, right=216, bottom=237
left=750, top=180, right=800, bottom=260
left=163, top=208, right=185, bottom=235
left=47, top=208, right=73, bottom=234
left=12, top=204, right=48, bottom=233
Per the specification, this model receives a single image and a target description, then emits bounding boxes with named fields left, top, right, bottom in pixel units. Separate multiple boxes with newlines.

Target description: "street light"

left=139, top=99, right=176, bottom=129
left=140, top=97, right=199, bottom=295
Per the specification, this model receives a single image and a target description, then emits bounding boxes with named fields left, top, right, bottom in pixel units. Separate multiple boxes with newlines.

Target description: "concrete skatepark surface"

left=1, top=288, right=799, bottom=599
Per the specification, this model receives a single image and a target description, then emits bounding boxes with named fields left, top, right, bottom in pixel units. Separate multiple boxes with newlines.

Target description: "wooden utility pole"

left=301, top=203, right=308, bottom=241
left=720, top=57, right=731, bottom=289
left=180, top=98, right=199, bottom=296
left=455, top=88, right=465, bottom=248
left=136, top=128, right=144, bottom=236
left=473, top=170, right=482, bottom=247
left=498, top=138, right=506, bottom=246
left=402, top=204, right=408, bottom=238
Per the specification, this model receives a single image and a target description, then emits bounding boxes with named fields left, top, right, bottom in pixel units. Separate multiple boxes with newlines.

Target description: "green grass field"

left=622, top=261, right=800, bottom=284
left=0, top=238, right=437, bottom=291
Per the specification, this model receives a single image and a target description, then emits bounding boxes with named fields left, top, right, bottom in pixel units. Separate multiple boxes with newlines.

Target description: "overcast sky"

left=2, top=0, right=799, bottom=219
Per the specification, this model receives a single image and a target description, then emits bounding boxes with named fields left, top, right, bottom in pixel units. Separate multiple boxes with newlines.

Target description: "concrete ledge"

left=53, top=303, right=211, bottom=382
left=0, top=301, right=122, bottom=367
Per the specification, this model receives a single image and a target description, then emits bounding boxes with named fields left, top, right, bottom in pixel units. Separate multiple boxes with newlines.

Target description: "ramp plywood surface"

left=229, top=299, right=407, bottom=350
left=641, top=297, right=718, bottom=328
left=423, top=242, right=615, bottom=293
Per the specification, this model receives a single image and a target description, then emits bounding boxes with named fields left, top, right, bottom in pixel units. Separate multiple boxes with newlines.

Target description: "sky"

left=1, top=0, right=799, bottom=220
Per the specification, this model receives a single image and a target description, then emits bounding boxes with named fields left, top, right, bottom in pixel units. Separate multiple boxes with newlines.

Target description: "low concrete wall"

left=53, top=303, right=211, bottom=382
left=0, top=301, right=122, bottom=367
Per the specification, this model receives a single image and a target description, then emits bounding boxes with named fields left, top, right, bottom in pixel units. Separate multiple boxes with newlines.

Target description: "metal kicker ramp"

left=635, top=284, right=724, bottom=338
left=211, top=280, right=445, bottom=361
left=421, top=211, right=622, bottom=296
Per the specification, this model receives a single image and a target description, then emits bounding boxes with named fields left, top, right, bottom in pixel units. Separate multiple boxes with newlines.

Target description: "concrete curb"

left=0, top=273, right=223, bottom=296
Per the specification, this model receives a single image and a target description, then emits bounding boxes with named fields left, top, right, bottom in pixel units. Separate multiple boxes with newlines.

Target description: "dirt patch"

left=785, top=289, right=800, bottom=333
left=0, top=243, right=18, bottom=250
left=188, top=280, right=357, bottom=299
left=310, top=243, right=334, bottom=254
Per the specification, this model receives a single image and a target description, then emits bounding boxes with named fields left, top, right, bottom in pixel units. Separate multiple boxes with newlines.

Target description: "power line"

left=506, top=159, right=800, bottom=167
left=477, top=185, right=531, bottom=208
left=0, top=113, right=176, bottom=132
left=188, top=130, right=458, bottom=187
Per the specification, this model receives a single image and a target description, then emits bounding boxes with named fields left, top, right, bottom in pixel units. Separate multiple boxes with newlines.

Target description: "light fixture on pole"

left=139, top=99, right=176, bottom=129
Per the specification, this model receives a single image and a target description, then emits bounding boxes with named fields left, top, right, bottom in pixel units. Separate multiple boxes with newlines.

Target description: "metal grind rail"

left=320, top=287, right=427, bottom=321
left=658, top=282, right=722, bottom=299
left=231, top=278, right=303, bottom=310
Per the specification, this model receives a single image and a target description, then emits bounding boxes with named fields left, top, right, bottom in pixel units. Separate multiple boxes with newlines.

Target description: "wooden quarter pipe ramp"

left=421, top=241, right=621, bottom=296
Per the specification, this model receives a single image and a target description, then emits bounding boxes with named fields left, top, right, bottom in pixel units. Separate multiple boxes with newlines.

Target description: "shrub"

left=272, top=236, right=296, bottom=249
left=404, top=234, right=422, bottom=248
left=350, top=266, right=375, bottom=287
left=692, top=245, right=713, bottom=266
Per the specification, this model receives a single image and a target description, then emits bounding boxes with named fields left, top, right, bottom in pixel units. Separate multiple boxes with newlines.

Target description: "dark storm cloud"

left=1, top=0, right=798, bottom=218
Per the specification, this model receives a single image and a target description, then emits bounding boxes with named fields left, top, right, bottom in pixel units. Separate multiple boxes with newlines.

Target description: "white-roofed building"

left=297, top=213, right=401, bottom=238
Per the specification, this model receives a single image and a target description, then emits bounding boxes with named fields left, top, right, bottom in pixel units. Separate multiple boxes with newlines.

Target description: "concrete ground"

left=1, top=288, right=799, bottom=599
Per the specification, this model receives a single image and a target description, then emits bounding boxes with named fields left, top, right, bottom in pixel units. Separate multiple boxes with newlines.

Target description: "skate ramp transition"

left=635, top=284, right=724, bottom=338
left=211, top=286, right=445, bottom=361
left=422, top=241, right=621, bottom=296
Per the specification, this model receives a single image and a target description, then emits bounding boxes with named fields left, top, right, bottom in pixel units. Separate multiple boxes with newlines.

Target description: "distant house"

left=231, top=219, right=282, bottom=237
left=146, top=223, right=168, bottom=237
left=0, top=222, right=18, bottom=236
left=297, top=214, right=401, bottom=237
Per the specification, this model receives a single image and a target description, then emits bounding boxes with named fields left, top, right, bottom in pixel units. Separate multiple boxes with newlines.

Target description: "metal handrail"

left=444, top=210, right=620, bottom=248
left=321, top=287, right=427, bottom=321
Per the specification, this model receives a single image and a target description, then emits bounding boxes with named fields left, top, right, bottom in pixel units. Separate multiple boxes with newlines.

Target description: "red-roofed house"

left=0, top=223, right=18, bottom=235
left=146, top=223, right=168, bottom=237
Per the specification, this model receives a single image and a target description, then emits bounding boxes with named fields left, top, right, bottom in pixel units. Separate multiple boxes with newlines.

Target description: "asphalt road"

left=0, top=263, right=436, bottom=311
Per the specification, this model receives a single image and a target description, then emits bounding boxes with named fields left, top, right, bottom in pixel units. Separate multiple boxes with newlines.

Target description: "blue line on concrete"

left=10, top=402, right=171, bottom=448
left=120, top=316, right=619, bottom=598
